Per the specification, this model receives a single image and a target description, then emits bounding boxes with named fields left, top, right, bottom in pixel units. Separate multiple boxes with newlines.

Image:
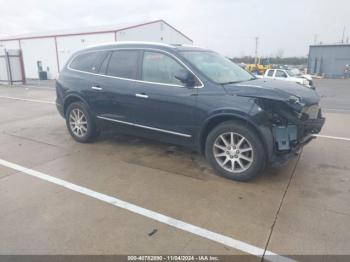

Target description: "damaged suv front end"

left=227, top=79, right=325, bottom=166
left=257, top=97, right=324, bottom=165
left=181, top=48, right=325, bottom=180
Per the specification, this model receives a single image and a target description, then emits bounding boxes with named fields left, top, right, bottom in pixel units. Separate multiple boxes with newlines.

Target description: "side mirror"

left=175, top=69, right=196, bottom=87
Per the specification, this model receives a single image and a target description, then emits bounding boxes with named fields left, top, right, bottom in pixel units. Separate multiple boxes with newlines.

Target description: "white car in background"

left=289, top=68, right=314, bottom=82
left=263, top=69, right=314, bottom=89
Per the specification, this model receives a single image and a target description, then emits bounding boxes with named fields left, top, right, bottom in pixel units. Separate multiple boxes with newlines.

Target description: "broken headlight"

left=256, top=98, right=299, bottom=151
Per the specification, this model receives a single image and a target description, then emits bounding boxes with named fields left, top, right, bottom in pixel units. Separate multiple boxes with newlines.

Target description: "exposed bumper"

left=299, top=117, right=325, bottom=136
left=270, top=134, right=315, bottom=167
left=270, top=116, right=325, bottom=167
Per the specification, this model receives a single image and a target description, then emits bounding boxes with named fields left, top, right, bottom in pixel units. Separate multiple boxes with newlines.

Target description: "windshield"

left=181, top=51, right=253, bottom=84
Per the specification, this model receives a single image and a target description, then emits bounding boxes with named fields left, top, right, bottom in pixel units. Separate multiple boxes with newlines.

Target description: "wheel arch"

left=63, top=94, right=89, bottom=117
left=199, top=113, right=272, bottom=158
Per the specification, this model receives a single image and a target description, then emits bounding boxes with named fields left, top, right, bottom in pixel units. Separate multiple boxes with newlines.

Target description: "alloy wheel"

left=69, top=108, right=88, bottom=137
left=213, top=132, right=254, bottom=173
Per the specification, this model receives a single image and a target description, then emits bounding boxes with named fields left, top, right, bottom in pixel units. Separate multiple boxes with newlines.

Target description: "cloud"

left=0, top=0, right=349, bottom=56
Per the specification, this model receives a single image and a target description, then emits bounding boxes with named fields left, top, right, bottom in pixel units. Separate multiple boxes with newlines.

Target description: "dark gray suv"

left=56, top=42, right=325, bottom=181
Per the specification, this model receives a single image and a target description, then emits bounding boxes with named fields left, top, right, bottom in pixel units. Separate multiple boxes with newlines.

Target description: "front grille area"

left=299, top=117, right=325, bottom=139
left=297, top=104, right=325, bottom=140
left=301, top=104, right=320, bottom=120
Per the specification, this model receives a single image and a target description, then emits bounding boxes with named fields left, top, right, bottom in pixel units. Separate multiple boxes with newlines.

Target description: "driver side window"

left=141, top=51, right=186, bottom=86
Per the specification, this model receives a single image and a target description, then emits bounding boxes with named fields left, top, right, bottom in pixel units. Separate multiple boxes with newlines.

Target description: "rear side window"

left=106, top=50, right=139, bottom=79
left=267, top=70, right=274, bottom=77
left=70, top=51, right=108, bottom=73
left=142, top=51, right=184, bottom=85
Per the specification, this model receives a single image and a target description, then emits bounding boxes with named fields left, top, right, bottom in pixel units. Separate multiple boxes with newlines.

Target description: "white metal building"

left=0, top=20, right=193, bottom=79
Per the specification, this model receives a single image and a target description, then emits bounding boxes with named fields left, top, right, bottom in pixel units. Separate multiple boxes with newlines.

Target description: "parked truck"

left=262, top=68, right=314, bottom=89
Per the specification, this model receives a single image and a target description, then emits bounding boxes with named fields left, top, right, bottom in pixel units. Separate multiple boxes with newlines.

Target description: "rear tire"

left=65, top=102, right=100, bottom=143
left=205, top=121, right=266, bottom=181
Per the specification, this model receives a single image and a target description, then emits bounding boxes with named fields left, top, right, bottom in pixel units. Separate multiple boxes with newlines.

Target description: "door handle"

left=91, top=86, right=103, bottom=91
left=135, top=93, right=148, bottom=98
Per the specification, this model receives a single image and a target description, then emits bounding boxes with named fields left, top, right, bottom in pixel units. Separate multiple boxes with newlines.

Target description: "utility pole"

left=314, top=34, right=318, bottom=45
left=254, top=36, right=259, bottom=64
left=341, top=26, right=346, bottom=43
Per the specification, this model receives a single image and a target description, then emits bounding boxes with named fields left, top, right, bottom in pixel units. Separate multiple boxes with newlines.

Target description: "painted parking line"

left=323, top=108, right=350, bottom=113
left=1, top=95, right=349, bottom=145
left=1, top=94, right=350, bottom=116
left=0, top=96, right=55, bottom=104
left=24, top=85, right=55, bottom=90
left=0, top=158, right=295, bottom=262
left=1, top=95, right=350, bottom=113
left=313, top=134, right=350, bottom=142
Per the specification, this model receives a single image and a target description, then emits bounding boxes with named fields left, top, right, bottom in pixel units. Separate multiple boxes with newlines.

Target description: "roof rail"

left=87, top=41, right=176, bottom=49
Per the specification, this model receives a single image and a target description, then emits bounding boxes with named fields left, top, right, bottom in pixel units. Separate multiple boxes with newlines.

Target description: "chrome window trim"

left=97, top=116, right=192, bottom=138
left=67, top=47, right=204, bottom=88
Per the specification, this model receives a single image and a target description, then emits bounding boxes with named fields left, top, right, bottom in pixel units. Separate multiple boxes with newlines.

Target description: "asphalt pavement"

left=0, top=79, right=349, bottom=262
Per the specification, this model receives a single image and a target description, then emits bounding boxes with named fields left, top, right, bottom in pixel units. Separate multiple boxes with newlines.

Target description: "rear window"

left=69, top=51, right=108, bottom=73
left=106, top=50, right=139, bottom=79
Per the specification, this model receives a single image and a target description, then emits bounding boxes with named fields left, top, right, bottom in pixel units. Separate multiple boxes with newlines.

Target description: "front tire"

left=205, top=121, right=266, bottom=181
left=65, top=102, right=99, bottom=143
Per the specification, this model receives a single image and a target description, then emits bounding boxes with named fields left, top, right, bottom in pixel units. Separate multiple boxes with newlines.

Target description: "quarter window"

left=70, top=51, right=108, bottom=73
left=142, top=51, right=185, bottom=85
left=107, top=50, right=139, bottom=79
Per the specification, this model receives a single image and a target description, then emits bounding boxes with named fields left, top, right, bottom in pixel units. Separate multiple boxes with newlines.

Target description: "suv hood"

left=223, top=78, right=320, bottom=110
